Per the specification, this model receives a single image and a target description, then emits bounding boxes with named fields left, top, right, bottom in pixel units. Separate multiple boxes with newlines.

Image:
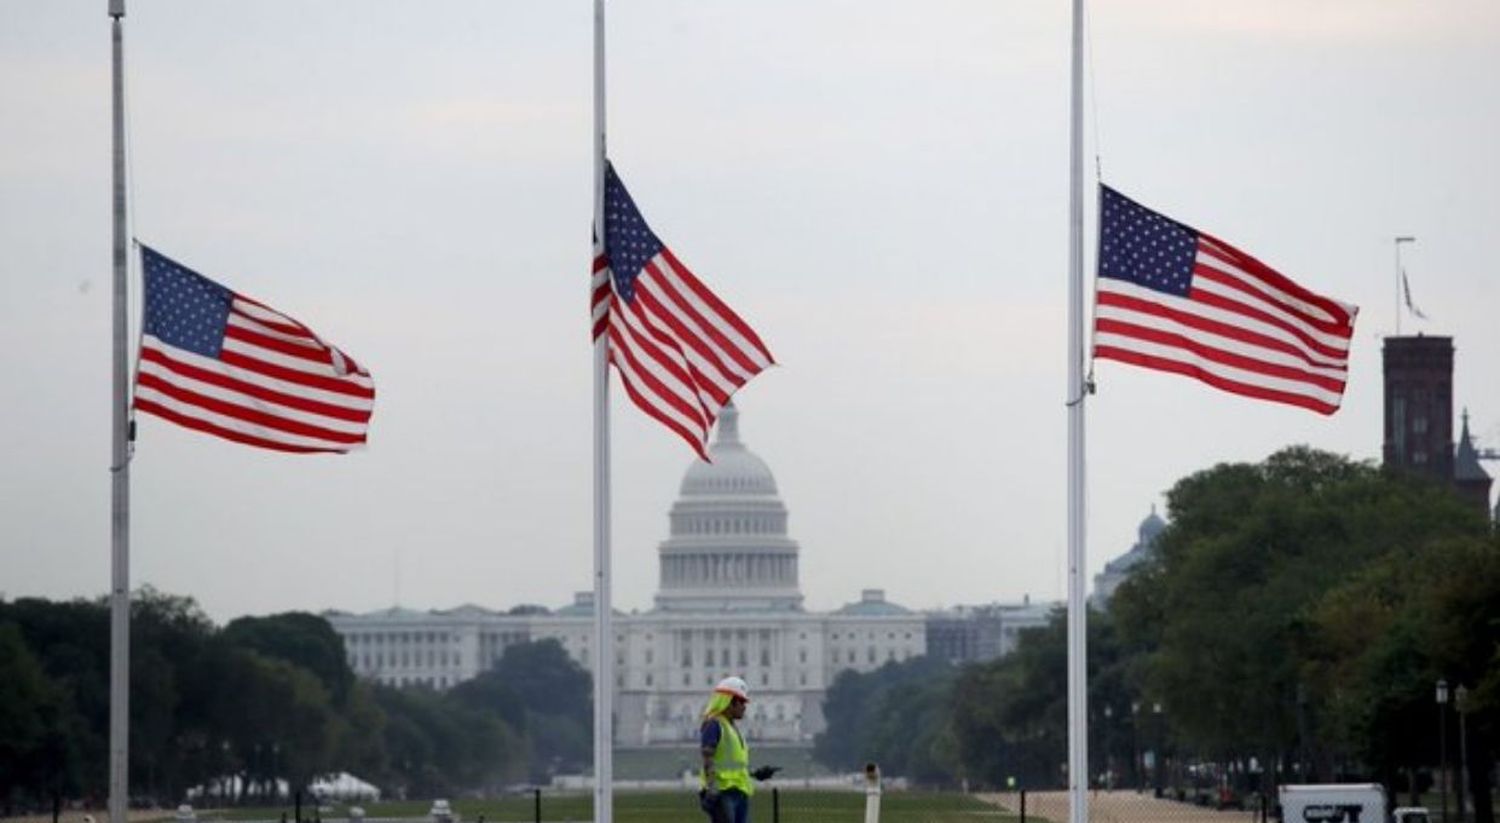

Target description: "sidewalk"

left=980, top=789, right=1261, bottom=823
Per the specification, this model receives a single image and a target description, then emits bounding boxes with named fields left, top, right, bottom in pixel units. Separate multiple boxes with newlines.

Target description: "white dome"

left=655, top=401, right=803, bottom=613
left=680, top=404, right=778, bottom=496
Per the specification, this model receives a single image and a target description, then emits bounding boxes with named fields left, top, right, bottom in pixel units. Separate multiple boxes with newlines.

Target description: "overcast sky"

left=2, top=0, right=1497, bottom=624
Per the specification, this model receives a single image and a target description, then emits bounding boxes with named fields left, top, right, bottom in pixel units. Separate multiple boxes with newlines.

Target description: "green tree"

left=1111, top=446, right=1489, bottom=794
left=482, top=639, right=592, bottom=777
left=222, top=612, right=354, bottom=705
left=371, top=683, right=521, bottom=796
left=1309, top=534, right=1500, bottom=822
left=815, top=654, right=957, bottom=781
left=0, top=623, right=53, bottom=812
left=0, top=597, right=111, bottom=799
left=947, top=606, right=1132, bottom=790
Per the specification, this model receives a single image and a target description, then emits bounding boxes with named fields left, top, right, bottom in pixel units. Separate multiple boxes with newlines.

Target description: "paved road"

left=981, top=789, right=1263, bottom=823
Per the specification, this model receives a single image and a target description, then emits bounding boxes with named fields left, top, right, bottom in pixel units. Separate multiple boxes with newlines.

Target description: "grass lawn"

left=180, top=791, right=1018, bottom=823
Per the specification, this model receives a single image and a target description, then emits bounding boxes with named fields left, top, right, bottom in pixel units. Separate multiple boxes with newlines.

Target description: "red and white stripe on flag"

left=1092, top=186, right=1357, bottom=415
left=591, top=165, right=773, bottom=458
left=134, top=247, right=374, bottom=453
left=590, top=241, right=773, bottom=460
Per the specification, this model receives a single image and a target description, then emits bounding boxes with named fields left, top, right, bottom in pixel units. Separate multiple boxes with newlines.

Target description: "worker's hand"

left=699, top=787, right=721, bottom=811
left=752, top=765, right=781, bottom=781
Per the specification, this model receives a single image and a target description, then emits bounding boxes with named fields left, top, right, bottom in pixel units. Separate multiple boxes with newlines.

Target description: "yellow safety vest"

left=701, top=716, right=753, bottom=796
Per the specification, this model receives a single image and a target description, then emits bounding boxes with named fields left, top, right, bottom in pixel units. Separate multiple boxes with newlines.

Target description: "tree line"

left=4, top=447, right=1495, bottom=819
left=814, top=447, right=1498, bottom=822
left=0, top=596, right=591, bottom=815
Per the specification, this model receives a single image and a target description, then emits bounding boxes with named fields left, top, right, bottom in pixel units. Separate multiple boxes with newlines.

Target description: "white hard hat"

left=714, top=676, right=750, bottom=702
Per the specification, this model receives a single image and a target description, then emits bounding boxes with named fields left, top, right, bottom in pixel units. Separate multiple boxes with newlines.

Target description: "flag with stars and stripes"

left=134, top=245, right=375, bottom=453
left=1092, top=185, right=1357, bottom=415
left=590, top=163, right=774, bottom=458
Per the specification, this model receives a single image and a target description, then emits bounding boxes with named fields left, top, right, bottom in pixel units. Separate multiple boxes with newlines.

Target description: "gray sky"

left=2, top=1, right=1497, bottom=624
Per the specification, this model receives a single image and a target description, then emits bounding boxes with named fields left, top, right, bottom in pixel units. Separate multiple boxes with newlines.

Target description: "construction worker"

left=699, top=676, right=779, bottom=823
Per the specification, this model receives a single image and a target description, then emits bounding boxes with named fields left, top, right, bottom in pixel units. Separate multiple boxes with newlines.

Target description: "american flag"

left=591, top=164, right=773, bottom=458
left=1092, top=186, right=1357, bottom=415
left=134, top=246, right=375, bottom=453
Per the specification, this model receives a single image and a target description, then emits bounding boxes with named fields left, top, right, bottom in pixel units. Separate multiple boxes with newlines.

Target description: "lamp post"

left=1103, top=705, right=1114, bottom=789
left=220, top=740, right=232, bottom=806
left=1132, top=702, right=1142, bottom=792
left=1456, top=685, right=1470, bottom=823
left=1153, top=703, right=1165, bottom=798
left=1296, top=682, right=1310, bottom=780
left=1436, top=679, right=1449, bottom=823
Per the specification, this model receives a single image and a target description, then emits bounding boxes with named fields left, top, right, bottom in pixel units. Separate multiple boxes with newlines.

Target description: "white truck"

left=1278, top=784, right=1430, bottom=823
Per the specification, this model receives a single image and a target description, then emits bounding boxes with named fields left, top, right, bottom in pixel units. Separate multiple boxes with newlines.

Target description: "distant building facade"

left=924, top=596, right=1057, bottom=665
left=1382, top=334, right=1495, bottom=520
left=325, top=404, right=926, bottom=745
left=1383, top=335, right=1455, bottom=481
left=1092, top=506, right=1167, bottom=610
left=1454, top=410, right=1494, bottom=517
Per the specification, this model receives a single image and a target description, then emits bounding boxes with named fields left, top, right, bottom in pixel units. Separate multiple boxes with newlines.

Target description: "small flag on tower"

left=134, top=245, right=375, bottom=453
left=1092, top=185, right=1357, bottom=415
left=1401, top=270, right=1428, bottom=320
left=591, top=163, right=774, bottom=458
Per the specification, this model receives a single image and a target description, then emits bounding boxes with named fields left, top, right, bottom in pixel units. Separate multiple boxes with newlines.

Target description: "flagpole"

left=1394, top=235, right=1415, bottom=335
left=108, top=2, right=133, bottom=823
left=591, top=1, right=614, bottom=821
left=1065, top=0, right=1090, bottom=819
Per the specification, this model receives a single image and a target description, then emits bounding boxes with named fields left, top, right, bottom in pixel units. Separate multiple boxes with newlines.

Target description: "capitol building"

left=325, top=403, right=927, bottom=745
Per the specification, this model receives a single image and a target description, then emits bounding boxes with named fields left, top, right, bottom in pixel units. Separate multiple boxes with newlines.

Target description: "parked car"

left=429, top=799, right=455, bottom=823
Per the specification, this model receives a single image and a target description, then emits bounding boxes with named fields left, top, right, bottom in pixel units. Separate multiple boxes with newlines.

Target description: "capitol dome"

left=680, top=403, right=779, bottom=497
left=1137, top=506, right=1167, bottom=544
left=655, top=402, right=803, bottom=612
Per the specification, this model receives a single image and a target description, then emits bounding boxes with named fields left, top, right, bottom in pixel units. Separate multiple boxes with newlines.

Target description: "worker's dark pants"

left=700, top=788, right=749, bottom=823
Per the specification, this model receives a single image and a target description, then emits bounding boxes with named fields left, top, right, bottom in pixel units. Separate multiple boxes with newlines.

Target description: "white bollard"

left=863, top=762, right=882, bottom=823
